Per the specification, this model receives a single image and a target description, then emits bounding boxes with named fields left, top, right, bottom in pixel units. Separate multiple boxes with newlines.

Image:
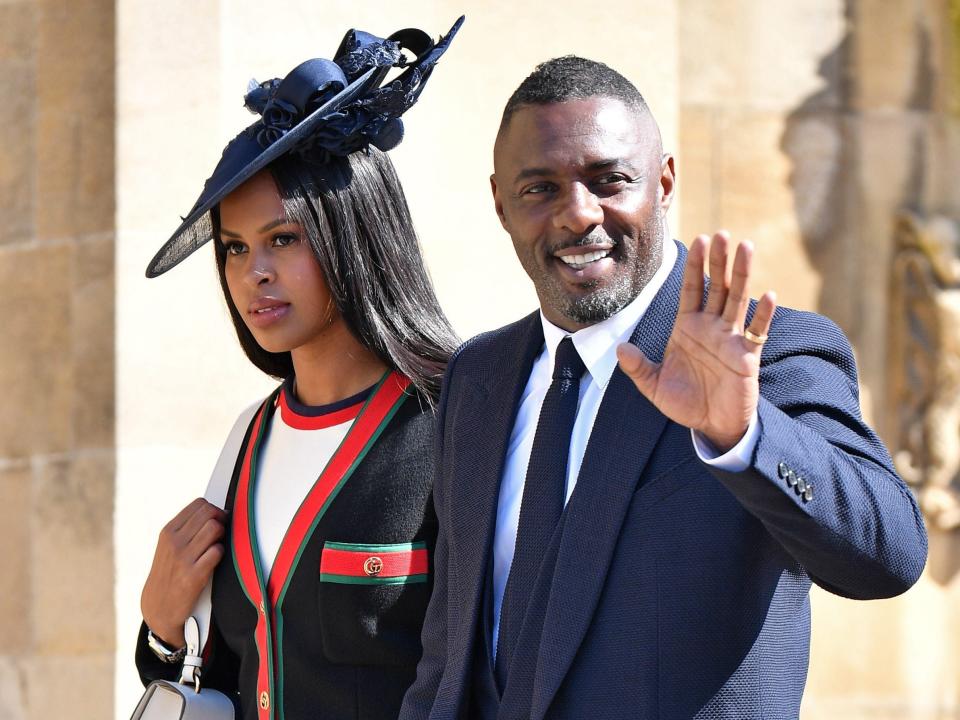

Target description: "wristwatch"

left=146, top=628, right=187, bottom=663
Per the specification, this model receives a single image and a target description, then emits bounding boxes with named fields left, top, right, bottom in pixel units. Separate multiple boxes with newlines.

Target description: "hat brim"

left=145, top=66, right=378, bottom=278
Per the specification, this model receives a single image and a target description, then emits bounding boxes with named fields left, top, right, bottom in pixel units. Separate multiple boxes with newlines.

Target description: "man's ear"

left=491, top=174, right=509, bottom=230
left=659, top=154, right=676, bottom=212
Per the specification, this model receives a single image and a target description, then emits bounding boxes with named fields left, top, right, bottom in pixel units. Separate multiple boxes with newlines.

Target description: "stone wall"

left=0, top=0, right=115, bottom=718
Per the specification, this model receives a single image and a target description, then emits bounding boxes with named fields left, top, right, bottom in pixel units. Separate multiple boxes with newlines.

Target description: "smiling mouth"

left=557, top=248, right=613, bottom=270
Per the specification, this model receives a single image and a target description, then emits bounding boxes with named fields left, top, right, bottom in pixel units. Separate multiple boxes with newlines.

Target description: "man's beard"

left=556, top=213, right=664, bottom=326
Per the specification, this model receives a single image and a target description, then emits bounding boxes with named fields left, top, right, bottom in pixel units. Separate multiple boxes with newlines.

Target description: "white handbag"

left=130, top=403, right=259, bottom=720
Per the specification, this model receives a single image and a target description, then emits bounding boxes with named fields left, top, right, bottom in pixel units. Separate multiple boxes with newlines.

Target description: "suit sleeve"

left=399, top=348, right=464, bottom=720
left=707, top=309, right=928, bottom=599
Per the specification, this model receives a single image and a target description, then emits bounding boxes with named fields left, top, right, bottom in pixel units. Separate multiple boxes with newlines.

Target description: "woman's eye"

left=273, top=233, right=299, bottom=247
left=224, top=241, right=246, bottom=256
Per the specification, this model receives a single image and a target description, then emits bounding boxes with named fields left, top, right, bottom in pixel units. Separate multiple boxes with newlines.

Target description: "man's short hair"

left=499, top=55, right=648, bottom=132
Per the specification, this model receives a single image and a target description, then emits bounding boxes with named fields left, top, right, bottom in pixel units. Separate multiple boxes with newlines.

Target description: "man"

left=401, top=56, right=927, bottom=719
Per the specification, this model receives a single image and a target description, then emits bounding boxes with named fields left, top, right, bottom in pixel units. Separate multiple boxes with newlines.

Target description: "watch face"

left=148, top=630, right=186, bottom=662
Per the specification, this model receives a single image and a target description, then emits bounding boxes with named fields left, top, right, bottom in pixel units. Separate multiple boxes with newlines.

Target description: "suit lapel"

left=445, top=313, right=545, bottom=686
left=530, top=242, right=688, bottom=720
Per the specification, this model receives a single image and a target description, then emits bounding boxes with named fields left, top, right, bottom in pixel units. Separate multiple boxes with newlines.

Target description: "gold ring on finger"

left=743, top=329, right=768, bottom=345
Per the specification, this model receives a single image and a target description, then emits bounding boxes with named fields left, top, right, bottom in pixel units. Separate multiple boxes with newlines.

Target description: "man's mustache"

left=548, top=233, right=618, bottom=254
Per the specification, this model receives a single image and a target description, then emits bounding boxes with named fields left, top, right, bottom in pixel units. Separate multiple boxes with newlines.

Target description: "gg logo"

left=363, top=556, right=384, bottom=577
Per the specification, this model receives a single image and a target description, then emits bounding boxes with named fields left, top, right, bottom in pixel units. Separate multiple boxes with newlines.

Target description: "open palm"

left=617, top=232, right=777, bottom=452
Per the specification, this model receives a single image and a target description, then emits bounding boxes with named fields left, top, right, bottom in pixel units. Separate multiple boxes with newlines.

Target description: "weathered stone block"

left=0, top=657, right=27, bottom=720
left=0, top=61, right=35, bottom=247
left=72, top=236, right=115, bottom=449
left=31, top=451, right=114, bottom=654
left=0, top=466, right=31, bottom=653
left=0, top=244, right=73, bottom=458
left=679, top=0, right=847, bottom=112
left=678, top=106, right=717, bottom=241
left=716, top=109, right=822, bottom=312
left=34, top=0, right=114, bottom=241
left=853, top=0, right=929, bottom=110
left=24, top=653, right=112, bottom=720
left=0, top=2, right=35, bottom=63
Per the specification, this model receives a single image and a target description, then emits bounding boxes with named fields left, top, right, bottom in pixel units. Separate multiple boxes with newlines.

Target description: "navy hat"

left=146, top=16, right=464, bottom=278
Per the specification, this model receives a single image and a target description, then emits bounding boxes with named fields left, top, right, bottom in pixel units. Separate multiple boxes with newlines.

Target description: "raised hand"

left=140, top=498, right=226, bottom=648
left=616, top=231, right=777, bottom=453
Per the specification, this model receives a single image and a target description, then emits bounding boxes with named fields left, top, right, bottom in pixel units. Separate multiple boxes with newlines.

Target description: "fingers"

left=745, top=291, right=777, bottom=347
left=165, top=497, right=210, bottom=532
left=176, top=499, right=226, bottom=543
left=616, top=343, right=659, bottom=400
left=722, top=240, right=753, bottom=327
left=703, top=231, right=731, bottom=315
left=679, top=235, right=707, bottom=314
left=195, top=543, right=226, bottom=577
left=186, top=515, right=226, bottom=561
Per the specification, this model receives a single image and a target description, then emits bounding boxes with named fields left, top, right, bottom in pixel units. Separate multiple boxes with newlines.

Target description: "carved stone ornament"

left=889, top=211, right=960, bottom=530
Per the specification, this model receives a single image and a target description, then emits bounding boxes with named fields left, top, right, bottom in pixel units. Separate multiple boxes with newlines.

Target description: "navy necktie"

left=495, top=336, right=586, bottom=687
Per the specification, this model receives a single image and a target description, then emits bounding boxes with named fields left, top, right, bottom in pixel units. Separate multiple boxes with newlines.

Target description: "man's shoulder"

left=764, top=304, right=851, bottom=353
left=450, top=311, right=541, bottom=369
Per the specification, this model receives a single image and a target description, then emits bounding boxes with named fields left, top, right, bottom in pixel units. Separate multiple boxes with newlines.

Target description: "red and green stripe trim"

left=277, top=384, right=366, bottom=430
left=319, top=541, right=429, bottom=585
left=230, top=371, right=411, bottom=720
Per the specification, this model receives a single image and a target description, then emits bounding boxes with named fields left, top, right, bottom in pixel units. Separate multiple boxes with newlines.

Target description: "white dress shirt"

left=490, top=239, right=760, bottom=653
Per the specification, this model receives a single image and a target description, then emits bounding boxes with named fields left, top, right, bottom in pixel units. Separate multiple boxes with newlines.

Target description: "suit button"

left=796, top=477, right=807, bottom=494
left=260, top=691, right=270, bottom=710
left=786, top=469, right=798, bottom=487
left=803, top=484, right=814, bottom=502
left=778, top=462, right=789, bottom=479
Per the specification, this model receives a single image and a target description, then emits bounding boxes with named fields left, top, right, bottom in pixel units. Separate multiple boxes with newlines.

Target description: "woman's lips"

left=247, top=299, right=291, bottom=328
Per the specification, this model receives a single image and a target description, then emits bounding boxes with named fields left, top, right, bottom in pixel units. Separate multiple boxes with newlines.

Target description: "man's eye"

left=224, top=241, right=246, bottom=256
left=273, top=233, right=299, bottom=247
left=595, top=173, right=629, bottom=186
left=520, top=183, right=555, bottom=196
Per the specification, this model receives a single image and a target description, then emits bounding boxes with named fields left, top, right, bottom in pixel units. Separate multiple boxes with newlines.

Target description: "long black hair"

left=213, top=146, right=458, bottom=403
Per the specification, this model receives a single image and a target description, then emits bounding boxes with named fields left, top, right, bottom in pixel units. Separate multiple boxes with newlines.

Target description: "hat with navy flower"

left=146, top=16, right=464, bottom=278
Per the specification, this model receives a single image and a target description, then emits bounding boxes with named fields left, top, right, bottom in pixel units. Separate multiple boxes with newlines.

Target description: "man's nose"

left=553, top=183, right=603, bottom=234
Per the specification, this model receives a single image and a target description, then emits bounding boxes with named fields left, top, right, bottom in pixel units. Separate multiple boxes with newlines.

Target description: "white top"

left=252, top=383, right=369, bottom=577
left=490, top=240, right=760, bottom=653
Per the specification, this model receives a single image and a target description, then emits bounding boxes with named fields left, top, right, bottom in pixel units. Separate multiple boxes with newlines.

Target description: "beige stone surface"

left=34, top=0, right=114, bottom=242
left=0, top=2, right=35, bottom=62
left=677, top=107, right=717, bottom=242
left=679, top=0, right=847, bottom=112
left=0, top=657, right=27, bottom=720
left=0, top=8, right=35, bottom=247
left=72, top=236, right=115, bottom=449
left=0, top=244, right=73, bottom=458
left=854, top=0, right=932, bottom=111
left=24, top=654, right=113, bottom=720
left=31, top=452, right=114, bottom=655
left=714, top=109, right=822, bottom=312
left=0, top=465, right=32, bottom=653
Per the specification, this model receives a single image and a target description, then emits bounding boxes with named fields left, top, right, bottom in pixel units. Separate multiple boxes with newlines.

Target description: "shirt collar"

left=540, top=238, right=678, bottom=391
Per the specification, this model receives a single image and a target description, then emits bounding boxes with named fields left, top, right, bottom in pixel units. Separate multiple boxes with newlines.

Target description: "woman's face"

left=219, top=170, right=339, bottom=355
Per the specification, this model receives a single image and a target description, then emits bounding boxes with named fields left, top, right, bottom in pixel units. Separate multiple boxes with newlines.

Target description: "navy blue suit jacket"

left=401, top=242, right=927, bottom=720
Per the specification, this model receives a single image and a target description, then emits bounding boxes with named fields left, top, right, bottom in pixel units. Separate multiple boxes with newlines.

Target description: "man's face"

left=492, top=97, right=675, bottom=331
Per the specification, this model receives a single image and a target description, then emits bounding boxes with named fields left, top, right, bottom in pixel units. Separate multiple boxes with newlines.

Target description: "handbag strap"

left=179, top=401, right=261, bottom=688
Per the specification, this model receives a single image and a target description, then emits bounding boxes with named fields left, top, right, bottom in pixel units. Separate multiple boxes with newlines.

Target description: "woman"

left=134, top=18, right=462, bottom=720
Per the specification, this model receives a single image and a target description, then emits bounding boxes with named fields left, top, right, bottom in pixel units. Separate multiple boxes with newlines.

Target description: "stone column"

left=0, top=0, right=115, bottom=718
